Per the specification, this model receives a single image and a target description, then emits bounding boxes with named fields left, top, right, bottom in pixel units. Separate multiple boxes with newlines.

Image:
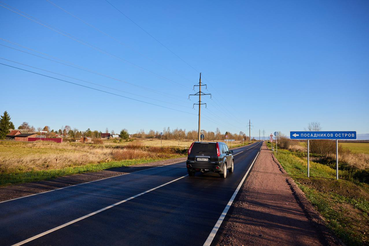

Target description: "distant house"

left=14, top=133, right=37, bottom=142
left=80, top=137, right=92, bottom=143
left=111, top=134, right=120, bottom=139
left=101, top=133, right=111, bottom=139
left=6, top=130, right=21, bottom=139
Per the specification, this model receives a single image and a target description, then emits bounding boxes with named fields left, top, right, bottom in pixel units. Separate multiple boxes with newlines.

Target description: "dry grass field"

left=0, top=139, right=248, bottom=186
left=105, top=139, right=194, bottom=148
left=0, top=140, right=183, bottom=175
left=288, top=141, right=369, bottom=170
left=340, top=142, right=369, bottom=155
left=105, top=138, right=245, bottom=148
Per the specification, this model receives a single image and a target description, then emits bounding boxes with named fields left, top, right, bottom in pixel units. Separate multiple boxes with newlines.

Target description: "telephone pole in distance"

left=249, top=120, right=251, bottom=143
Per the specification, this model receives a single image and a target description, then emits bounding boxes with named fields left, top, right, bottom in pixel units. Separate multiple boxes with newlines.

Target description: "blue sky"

left=1, top=0, right=368, bottom=138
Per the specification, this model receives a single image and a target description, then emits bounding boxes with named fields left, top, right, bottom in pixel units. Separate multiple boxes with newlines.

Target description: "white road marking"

left=2, top=144, right=255, bottom=204
left=233, top=150, right=244, bottom=156
left=0, top=160, right=185, bottom=205
left=12, top=175, right=187, bottom=246
left=203, top=145, right=261, bottom=246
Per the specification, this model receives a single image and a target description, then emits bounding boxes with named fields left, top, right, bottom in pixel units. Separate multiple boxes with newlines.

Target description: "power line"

left=103, top=1, right=245, bottom=128
left=0, top=57, right=189, bottom=109
left=0, top=40, right=187, bottom=102
left=44, top=1, right=246, bottom=131
left=1, top=2, right=247, bottom=133
left=0, top=62, right=196, bottom=115
left=0, top=1, right=186, bottom=87
left=105, top=0, right=200, bottom=73
left=46, top=0, right=191, bottom=87
left=202, top=76, right=248, bottom=125
left=45, top=1, right=247, bottom=131
left=204, top=107, right=244, bottom=131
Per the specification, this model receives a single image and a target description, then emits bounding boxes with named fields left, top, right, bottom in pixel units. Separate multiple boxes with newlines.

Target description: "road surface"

left=0, top=142, right=262, bottom=246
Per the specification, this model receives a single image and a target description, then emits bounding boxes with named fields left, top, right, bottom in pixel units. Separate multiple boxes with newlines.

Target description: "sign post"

left=307, top=140, right=310, bottom=178
left=274, top=132, right=278, bottom=153
left=334, top=141, right=338, bottom=180
left=290, top=131, right=356, bottom=179
left=270, top=134, right=273, bottom=151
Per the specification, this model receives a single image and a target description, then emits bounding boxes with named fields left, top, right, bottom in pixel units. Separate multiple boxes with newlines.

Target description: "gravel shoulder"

left=214, top=143, right=341, bottom=246
left=0, top=157, right=186, bottom=203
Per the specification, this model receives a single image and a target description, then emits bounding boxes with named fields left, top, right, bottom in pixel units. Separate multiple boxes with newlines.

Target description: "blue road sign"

left=290, top=131, right=356, bottom=140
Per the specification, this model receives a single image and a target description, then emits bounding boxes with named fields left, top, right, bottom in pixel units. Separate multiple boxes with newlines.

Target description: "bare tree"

left=147, top=130, right=155, bottom=138
left=18, top=122, right=31, bottom=130
left=215, top=128, right=221, bottom=140
left=308, top=122, right=321, bottom=131
left=64, top=125, right=71, bottom=133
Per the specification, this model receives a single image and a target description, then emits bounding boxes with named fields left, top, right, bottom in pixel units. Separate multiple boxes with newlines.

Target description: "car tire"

left=187, top=169, right=195, bottom=176
left=220, top=163, right=227, bottom=179
left=229, top=160, right=234, bottom=173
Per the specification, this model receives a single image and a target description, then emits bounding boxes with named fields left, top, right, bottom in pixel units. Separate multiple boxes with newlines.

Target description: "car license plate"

left=197, top=158, right=208, bottom=162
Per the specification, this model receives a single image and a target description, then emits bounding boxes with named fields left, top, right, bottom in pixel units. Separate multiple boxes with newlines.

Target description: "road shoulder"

left=214, top=143, right=341, bottom=246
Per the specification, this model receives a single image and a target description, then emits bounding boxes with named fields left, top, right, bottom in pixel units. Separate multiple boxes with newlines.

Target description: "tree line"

left=0, top=111, right=247, bottom=141
left=132, top=127, right=248, bottom=141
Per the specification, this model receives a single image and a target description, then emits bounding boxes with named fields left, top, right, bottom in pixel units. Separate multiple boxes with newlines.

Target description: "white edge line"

left=233, top=150, right=244, bottom=156
left=2, top=144, right=253, bottom=204
left=12, top=175, right=187, bottom=246
left=0, top=159, right=185, bottom=205
left=203, top=146, right=261, bottom=246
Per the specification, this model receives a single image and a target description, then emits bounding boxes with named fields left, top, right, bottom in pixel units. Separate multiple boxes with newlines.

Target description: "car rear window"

left=190, top=143, right=216, bottom=156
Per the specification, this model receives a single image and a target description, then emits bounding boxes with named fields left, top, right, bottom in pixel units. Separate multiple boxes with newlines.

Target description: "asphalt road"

left=0, top=142, right=262, bottom=246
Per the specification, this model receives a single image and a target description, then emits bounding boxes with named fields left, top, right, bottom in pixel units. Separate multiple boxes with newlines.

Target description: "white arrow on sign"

left=292, top=133, right=299, bottom=138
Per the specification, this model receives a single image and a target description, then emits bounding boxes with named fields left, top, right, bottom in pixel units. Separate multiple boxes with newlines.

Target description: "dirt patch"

left=0, top=157, right=185, bottom=203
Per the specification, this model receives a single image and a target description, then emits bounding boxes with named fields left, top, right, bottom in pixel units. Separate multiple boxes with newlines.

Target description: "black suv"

left=186, top=142, right=234, bottom=178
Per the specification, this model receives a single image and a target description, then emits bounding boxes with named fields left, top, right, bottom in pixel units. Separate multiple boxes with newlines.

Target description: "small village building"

left=80, top=137, right=92, bottom=143
left=101, top=133, right=111, bottom=139
left=6, top=130, right=21, bottom=139
left=14, top=133, right=37, bottom=142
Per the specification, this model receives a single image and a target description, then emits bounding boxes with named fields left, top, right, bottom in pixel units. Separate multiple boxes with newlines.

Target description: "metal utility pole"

left=189, top=73, right=211, bottom=141
left=249, top=120, right=251, bottom=143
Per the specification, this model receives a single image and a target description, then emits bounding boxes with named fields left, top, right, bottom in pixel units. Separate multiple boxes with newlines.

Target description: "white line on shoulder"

left=203, top=149, right=261, bottom=246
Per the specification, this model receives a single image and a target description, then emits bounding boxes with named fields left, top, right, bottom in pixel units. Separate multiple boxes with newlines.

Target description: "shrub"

left=310, top=140, right=345, bottom=156
left=126, top=141, right=143, bottom=149
left=92, top=138, right=103, bottom=144
left=119, top=129, right=129, bottom=141
left=112, top=149, right=157, bottom=160
left=278, top=137, right=292, bottom=149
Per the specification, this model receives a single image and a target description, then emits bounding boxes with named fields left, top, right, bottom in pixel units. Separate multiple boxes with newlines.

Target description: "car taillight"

left=216, top=143, right=220, bottom=157
left=188, top=142, right=195, bottom=155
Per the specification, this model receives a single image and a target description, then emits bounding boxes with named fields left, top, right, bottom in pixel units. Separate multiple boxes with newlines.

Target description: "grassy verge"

left=0, top=156, right=183, bottom=186
left=270, top=145, right=369, bottom=246
left=340, top=142, right=369, bottom=155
